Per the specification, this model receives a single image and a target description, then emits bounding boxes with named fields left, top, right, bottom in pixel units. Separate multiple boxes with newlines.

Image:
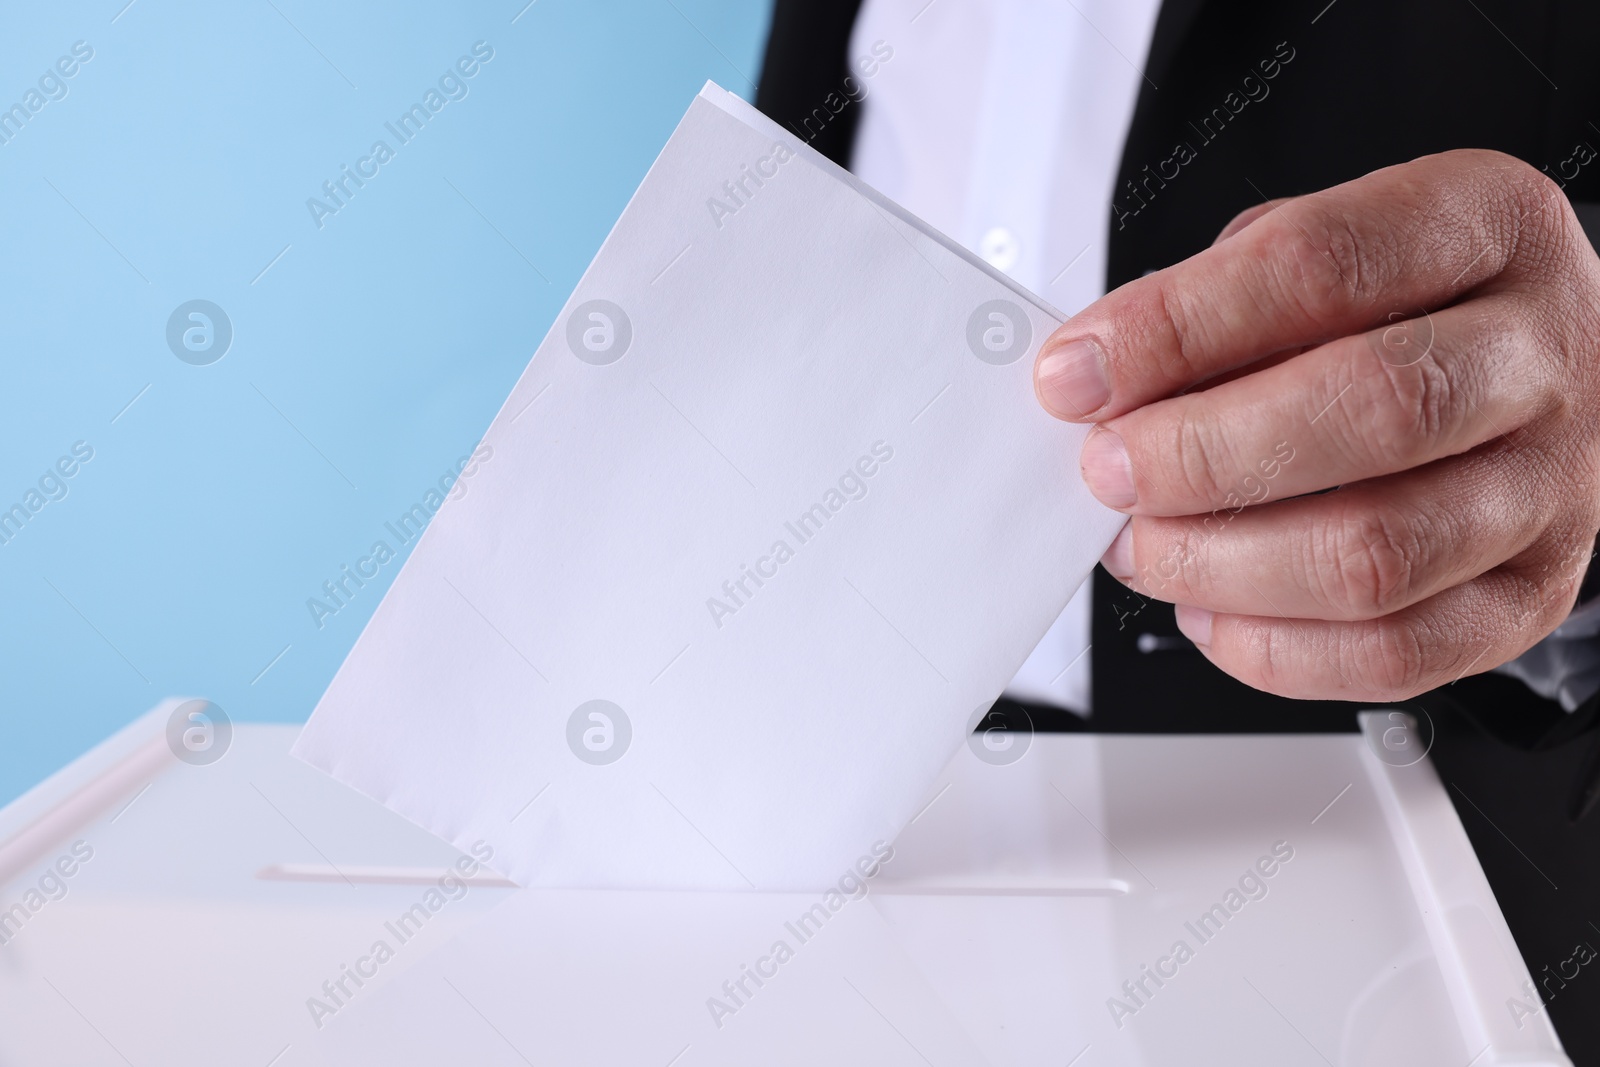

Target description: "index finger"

left=1032, top=149, right=1557, bottom=422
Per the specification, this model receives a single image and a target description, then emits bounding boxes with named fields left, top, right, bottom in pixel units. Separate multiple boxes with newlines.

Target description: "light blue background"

left=0, top=0, right=772, bottom=806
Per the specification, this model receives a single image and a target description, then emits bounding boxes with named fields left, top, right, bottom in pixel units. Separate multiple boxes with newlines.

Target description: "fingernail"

left=1035, top=338, right=1110, bottom=420
left=1174, top=604, right=1213, bottom=647
left=1081, top=428, right=1136, bottom=509
left=1101, top=522, right=1133, bottom=579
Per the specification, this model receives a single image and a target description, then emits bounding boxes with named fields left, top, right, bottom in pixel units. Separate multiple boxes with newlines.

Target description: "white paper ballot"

left=292, top=83, right=1124, bottom=891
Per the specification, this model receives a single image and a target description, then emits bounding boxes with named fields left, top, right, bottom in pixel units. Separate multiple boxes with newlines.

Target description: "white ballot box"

left=0, top=702, right=1568, bottom=1066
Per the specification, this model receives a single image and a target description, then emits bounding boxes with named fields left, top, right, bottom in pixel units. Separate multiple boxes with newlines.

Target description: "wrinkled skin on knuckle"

left=1472, top=568, right=1559, bottom=667
left=1163, top=408, right=1235, bottom=507
left=1229, top=614, right=1290, bottom=695
left=1529, top=203, right=1600, bottom=420
left=1535, top=317, right=1600, bottom=528
left=1515, top=440, right=1593, bottom=553
left=1488, top=271, right=1592, bottom=439
left=1544, top=290, right=1600, bottom=410
left=1138, top=523, right=1203, bottom=601
left=1359, top=615, right=1432, bottom=700
left=1149, top=277, right=1226, bottom=385
left=1320, top=506, right=1423, bottom=620
left=1432, top=150, right=1558, bottom=274
left=1497, top=153, right=1579, bottom=281
left=1573, top=458, right=1600, bottom=554
left=1359, top=350, right=1461, bottom=466
left=1546, top=559, right=1588, bottom=623
left=1264, top=203, right=1395, bottom=331
left=1515, top=533, right=1595, bottom=638
left=1311, top=358, right=1393, bottom=471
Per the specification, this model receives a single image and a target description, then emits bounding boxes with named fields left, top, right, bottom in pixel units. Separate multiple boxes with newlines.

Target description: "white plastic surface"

left=0, top=712, right=1568, bottom=1065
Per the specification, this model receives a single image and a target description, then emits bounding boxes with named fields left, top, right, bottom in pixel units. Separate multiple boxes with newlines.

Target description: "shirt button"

left=979, top=227, right=1020, bottom=271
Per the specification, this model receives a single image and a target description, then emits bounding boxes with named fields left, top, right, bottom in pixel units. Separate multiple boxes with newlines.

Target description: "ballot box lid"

left=0, top=703, right=1569, bottom=1066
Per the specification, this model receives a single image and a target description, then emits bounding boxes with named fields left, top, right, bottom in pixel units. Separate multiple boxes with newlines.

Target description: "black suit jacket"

left=756, top=0, right=1600, bottom=1058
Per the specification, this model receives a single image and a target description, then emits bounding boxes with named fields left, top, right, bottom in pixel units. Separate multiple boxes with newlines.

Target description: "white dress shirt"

left=849, top=0, right=1164, bottom=713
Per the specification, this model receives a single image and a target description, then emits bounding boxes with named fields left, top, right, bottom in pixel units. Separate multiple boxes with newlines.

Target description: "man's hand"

left=1034, top=149, right=1600, bottom=701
